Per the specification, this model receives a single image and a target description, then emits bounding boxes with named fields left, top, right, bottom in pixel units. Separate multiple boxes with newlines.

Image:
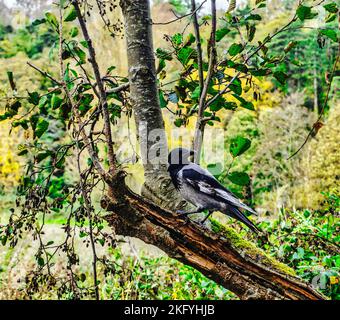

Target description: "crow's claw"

left=176, top=210, right=188, bottom=216
left=191, top=219, right=205, bottom=228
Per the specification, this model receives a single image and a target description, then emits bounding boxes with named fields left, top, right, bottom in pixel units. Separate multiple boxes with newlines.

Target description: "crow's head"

left=168, top=148, right=195, bottom=166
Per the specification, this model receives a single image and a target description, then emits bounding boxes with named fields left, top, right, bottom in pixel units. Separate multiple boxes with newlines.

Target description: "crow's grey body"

left=177, top=164, right=228, bottom=212
left=168, top=148, right=259, bottom=233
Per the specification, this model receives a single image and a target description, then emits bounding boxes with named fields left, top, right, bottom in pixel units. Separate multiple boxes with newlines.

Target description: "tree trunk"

left=120, top=0, right=185, bottom=208
left=112, top=0, right=325, bottom=299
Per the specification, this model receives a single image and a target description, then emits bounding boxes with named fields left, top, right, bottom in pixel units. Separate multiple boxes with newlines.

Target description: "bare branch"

left=73, top=0, right=117, bottom=175
left=192, top=0, right=217, bottom=163
left=153, top=0, right=207, bottom=25
left=287, top=43, right=340, bottom=160
left=106, top=82, right=130, bottom=94
left=27, top=62, right=62, bottom=85
left=191, top=0, right=204, bottom=90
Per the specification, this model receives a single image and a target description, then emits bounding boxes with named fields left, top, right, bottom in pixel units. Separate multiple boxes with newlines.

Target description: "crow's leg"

left=200, top=211, right=214, bottom=225
left=176, top=208, right=205, bottom=217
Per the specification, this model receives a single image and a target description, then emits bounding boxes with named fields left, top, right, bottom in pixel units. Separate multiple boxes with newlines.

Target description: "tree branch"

left=192, top=0, right=217, bottom=163
left=102, top=175, right=325, bottom=300
left=153, top=0, right=207, bottom=25
left=287, top=42, right=340, bottom=160
left=73, top=0, right=117, bottom=175
left=191, top=0, right=204, bottom=91
left=106, top=82, right=130, bottom=94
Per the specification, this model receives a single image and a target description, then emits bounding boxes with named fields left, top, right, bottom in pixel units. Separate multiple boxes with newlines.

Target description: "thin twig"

left=153, top=0, right=207, bottom=25
left=191, top=0, right=204, bottom=90
left=192, top=0, right=217, bottom=163
left=106, top=82, right=130, bottom=94
left=73, top=0, right=117, bottom=175
left=287, top=43, right=340, bottom=160
left=27, top=62, right=62, bottom=85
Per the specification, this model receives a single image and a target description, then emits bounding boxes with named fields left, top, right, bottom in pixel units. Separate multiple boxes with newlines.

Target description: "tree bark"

left=120, top=0, right=166, bottom=174
left=120, top=0, right=186, bottom=210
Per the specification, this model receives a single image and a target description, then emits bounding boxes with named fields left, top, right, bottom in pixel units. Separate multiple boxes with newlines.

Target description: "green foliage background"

left=0, top=0, right=339, bottom=300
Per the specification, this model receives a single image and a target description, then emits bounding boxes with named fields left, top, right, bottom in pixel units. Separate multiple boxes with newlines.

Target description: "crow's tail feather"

left=226, top=205, right=260, bottom=234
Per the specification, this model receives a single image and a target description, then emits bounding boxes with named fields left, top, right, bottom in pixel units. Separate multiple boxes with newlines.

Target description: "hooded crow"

left=168, top=147, right=260, bottom=233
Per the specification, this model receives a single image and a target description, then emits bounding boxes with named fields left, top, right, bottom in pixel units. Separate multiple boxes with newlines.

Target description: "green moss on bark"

left=210, top=219, right=296, bottom=277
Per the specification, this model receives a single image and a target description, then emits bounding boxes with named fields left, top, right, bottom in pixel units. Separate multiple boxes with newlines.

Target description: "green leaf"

left=34, top=118, right=49, bottom=139
left=191, top=86, right=201, bottom=100
left=12, top=120, right=29, bottom=130
left=28, top=91, right=40, bottom=105
left=207, top=163, right=223, bottom=177
left=74, top=46, right=86, bottom=64
left=156, top=48, right=172, bottom=61
left=247, top=24, right=256, bottom=42
left=51, top=94, right=63, bottom=109
left=216, top=28, right=230, bottom=42
left=209, top=96, right=225, bottom=112
left=224, top=101, right=238, bottom=110
left=233, top=64, right=248, bottom=73
left=32, top=18, right=46, bottom=26
left=172, top=33, right=183, bottom=46
left=37, top=256, right=45, bottom=267
left=296, top=5, right=318, bottom=21
left=80, top=273, right=86, bottom=282
left=174, top=118, right=183, bottom=127
left=177, top=47, right=196, bottom=65
left=228, top=171, right=250, bottom=186
left=319, top=29, right=338, bottom=42
left=229, top=79, right=242, bottom=95
left=232, top=94, right=254, bottom=110
left=36, top=151, right=52, bottom=163
left=80, top=40, right=89, bottom=49
left=45, top=12, right=59, bottom=28
left=296, top=5, right=310, bottom=20
left=107, top=66, right=116, bottom=74
left=18, top=149, right=28, bottom=156
left=325, top=13, right=337, bottom=23
left=230, top=136, right=251, bottom=157
left=69, top=27, right=79, bottom=37
left=159, top=90, right=167, bottom=108
left=184, top=33, right=196, bottom=46
left=64, top=5, right=77, bottom=22
left=157, top=59, right=166, bottom=73
left=228, top=43, right=243, bottom=56
left=273, top=71, right=288, bottom=85
left=245, top=14, right=262, bottom=21
left=323, top=2, right=338, bottom=13
left=1, top=236, right=7, bottom=246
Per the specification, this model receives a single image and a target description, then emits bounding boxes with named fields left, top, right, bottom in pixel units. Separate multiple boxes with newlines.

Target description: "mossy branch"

left=102, top=173, right=326, bottom=300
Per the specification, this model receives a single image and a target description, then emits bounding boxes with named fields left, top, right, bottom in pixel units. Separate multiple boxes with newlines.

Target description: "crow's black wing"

left=181, top=164, right=257, bottom=215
